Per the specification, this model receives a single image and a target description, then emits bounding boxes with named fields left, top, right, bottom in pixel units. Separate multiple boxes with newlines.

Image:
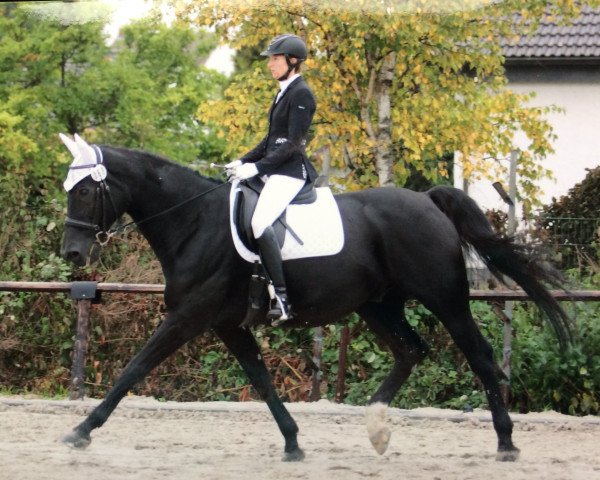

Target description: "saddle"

left=232, top=177, right=318, bottom=327
left=232, top=176, right=318, bottom=253
left=229, top=175, right=343, bottom=327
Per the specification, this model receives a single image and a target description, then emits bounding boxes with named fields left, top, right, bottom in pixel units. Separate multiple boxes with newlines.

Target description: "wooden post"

left=507, top=150, right=518, bottom=236
left=501, top=303, right=513, bottom=406
left=69, top=298, right=92, bottom=400
left=335, top=325, right=351, bottom=403
left=492, top=302, right=513, bottom=406
left=309, top=327, right=323, bottom=401
left=500, top=149, right=518, bottom=406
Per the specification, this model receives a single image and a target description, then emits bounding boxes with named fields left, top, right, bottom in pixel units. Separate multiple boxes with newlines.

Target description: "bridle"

left=65, top=179, right=120, bottom=246
left=65, top=145, right=229, bottom=246
left=64, top=145, right=120, bottom=246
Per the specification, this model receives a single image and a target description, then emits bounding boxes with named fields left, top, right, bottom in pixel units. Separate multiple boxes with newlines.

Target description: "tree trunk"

left=375, top=51, right=397, bottom=187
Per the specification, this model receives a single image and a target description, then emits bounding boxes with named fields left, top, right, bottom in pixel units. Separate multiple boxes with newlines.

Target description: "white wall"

left=455, top=80, right=600, bottom=214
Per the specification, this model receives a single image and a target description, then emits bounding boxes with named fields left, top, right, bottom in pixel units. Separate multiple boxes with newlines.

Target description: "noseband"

left=65, top=179, right=120, bottom=246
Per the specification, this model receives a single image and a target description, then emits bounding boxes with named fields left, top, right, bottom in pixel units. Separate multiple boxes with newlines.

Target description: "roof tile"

left=503, top=6, right=600, bottom=58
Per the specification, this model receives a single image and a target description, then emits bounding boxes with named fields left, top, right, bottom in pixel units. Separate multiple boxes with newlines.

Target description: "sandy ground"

left=1, top=395, right=599, bottom=480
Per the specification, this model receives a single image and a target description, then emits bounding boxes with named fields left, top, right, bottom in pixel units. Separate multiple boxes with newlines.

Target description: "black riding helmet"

left=261, top=34, right=307, bottom=80
left=261, top=34, right=308, bottom=59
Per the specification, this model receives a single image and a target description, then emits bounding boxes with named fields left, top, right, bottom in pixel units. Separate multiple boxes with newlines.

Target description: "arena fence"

left=1, top=281, right=599, bottom=402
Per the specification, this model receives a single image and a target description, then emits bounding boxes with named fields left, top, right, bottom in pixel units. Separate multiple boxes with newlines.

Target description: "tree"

left=0, top=112, right=38, bottom=173
left=179, top=0, right=596, bottom=207
left=542, top=166, right=600, bottom=220
left=0, top=5, right=109, bottom=183
left=0, top=3, right=231, bottom=283
left=0, top=4, right=227, bottom=190
left=92, top=16, right=228, bottom=164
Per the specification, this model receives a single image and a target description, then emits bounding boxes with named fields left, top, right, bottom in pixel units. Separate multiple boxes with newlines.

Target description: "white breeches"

left=251, top=174, right=306, bottom=239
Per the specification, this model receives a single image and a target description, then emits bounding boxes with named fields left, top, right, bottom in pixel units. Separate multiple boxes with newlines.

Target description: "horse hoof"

left=63, top=430, right=91, bottom=449
left=366, top=402, right=391, bottom=455
left=282, top=447, right=305, bottom=462
left=496, top=448, right=520, bottom=462
left=369, top=426, right=391, bottom=455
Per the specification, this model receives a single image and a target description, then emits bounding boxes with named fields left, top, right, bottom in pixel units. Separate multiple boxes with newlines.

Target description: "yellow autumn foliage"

left=174, top=0, right=597, bottom=206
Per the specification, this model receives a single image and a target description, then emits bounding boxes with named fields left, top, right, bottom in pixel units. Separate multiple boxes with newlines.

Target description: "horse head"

left=59, top=133, right=125, bottom=266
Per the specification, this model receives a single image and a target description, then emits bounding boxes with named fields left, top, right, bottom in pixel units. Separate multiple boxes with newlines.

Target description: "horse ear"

left=73, top=133, right=97, bottom=163
left=59, top=133, right=80, bottom=159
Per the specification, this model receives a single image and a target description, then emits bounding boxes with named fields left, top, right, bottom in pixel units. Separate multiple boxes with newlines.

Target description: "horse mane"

left=101, top=145, right=225, bottom=185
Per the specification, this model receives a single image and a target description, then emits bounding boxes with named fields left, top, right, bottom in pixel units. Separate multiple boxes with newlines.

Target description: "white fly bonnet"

left=60, top=133, right=107, bottom=192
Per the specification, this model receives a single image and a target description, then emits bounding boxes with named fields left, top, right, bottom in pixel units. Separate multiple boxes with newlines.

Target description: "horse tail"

left=426, top=185, right=572, bottom=349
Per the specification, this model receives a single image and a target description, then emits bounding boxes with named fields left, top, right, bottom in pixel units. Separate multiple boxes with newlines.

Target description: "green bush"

left=510, top=270, right=600, bottom=414
left=319, top=304, right=498, bottom=411
left=308, top=282, right=599, bottom=415
left=0, top=175, right=75, bottom=394
left=1, top=176, right=598, bottom=416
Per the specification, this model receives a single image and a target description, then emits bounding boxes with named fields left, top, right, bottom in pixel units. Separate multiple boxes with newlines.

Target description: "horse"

left=60, top=140, right=571, bottom=462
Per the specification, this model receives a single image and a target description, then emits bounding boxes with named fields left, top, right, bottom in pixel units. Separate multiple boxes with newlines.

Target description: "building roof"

left=503, top=6, right=600, bottom=63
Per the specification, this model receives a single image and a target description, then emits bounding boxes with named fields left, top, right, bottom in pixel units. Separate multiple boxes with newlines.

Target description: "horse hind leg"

left=426, top=298, right=520, bottom=461
left=358, top=301, right=429, bottom=455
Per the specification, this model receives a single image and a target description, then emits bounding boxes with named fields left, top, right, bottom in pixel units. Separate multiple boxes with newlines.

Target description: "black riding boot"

left=256, top=226, right=292, bottom=323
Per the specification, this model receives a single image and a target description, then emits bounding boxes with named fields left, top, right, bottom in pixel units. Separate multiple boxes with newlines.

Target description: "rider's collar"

left=277, top=73, right=300, bottom=99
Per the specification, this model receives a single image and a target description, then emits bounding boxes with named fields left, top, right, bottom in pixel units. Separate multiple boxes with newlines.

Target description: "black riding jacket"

left=240, top=76, right=317, bottom=182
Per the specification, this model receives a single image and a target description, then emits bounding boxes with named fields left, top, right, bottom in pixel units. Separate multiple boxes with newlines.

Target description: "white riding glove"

left=225, top=159, right=242, bottom=169
left=232, top=163, right=259, bottom=181
left=224, top=159, right=242, bottom=179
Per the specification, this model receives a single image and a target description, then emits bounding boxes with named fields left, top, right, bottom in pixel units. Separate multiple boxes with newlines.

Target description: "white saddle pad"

left=229, top=180, right=345, bottom=263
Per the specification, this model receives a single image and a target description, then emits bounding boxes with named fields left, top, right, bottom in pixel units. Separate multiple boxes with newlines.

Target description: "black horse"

left=60, top=143, right=571, bottom=462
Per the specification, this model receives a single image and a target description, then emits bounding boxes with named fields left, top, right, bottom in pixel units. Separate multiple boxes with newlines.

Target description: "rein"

left=66, top=175, right=229, bottom=246
left=117, top=181, right=229, bottom=234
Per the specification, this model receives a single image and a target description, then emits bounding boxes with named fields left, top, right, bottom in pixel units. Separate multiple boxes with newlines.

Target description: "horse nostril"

left=64, top=250, right=83, bottom=265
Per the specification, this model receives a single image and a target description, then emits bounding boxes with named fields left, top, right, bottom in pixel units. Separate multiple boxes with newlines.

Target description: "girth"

left=232, top=177, right=317, bottom=253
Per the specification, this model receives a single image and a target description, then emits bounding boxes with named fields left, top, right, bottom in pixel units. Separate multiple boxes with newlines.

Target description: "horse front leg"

left=63, top=313, right=199, bottom=449
left=214, top=325, right=304, bottom=462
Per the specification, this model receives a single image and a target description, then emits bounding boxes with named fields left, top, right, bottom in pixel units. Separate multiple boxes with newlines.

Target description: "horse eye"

left=78, top=188, right=90, bottom=196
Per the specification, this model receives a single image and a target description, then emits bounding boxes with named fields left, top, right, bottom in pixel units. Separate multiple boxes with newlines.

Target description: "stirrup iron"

left=267, top=284, right=292, bottom=325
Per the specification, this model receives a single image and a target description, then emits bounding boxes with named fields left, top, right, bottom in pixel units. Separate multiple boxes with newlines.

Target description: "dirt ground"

left=1, top=395, right=599, bottom=480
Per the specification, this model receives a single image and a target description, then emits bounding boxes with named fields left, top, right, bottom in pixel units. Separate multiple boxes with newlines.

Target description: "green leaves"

left=510, top=291, right=600, bottom=415
left=0, top=6, right=234, bottom=396
left=185, top=0, right=596, bottom=199
left=0, top=111, right=38, bottom=169
left=0, top=6, right=229, bottom=185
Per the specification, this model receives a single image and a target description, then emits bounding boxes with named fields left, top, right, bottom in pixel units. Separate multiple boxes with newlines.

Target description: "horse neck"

left=107, top=149, right=230, bottom=271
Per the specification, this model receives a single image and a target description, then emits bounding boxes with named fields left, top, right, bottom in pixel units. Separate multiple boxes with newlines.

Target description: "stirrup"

left=268, top=293, right=292, bottom=326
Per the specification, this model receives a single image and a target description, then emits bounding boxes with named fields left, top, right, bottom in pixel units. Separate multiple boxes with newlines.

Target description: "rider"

left=227, top=34, right=318, bottom=323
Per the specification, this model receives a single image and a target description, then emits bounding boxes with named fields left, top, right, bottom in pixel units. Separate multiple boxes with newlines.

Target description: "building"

left=455, top=6, right=600, bottom=213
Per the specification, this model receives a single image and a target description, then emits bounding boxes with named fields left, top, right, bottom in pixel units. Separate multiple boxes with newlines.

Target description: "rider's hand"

left=225, top=159, right=243, bottom=181
left=225, top=159, right=242, bottom=169
left=232, top=163, right=259, bottom=181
